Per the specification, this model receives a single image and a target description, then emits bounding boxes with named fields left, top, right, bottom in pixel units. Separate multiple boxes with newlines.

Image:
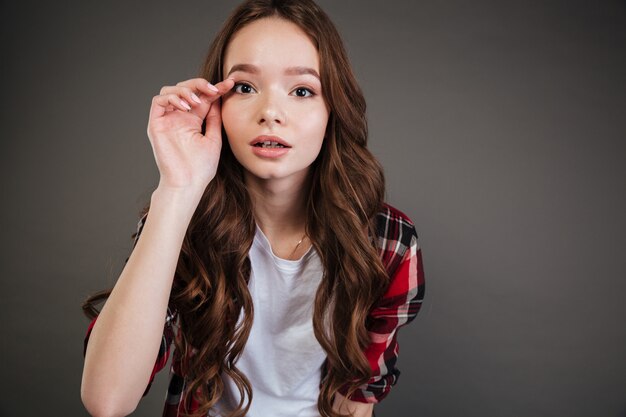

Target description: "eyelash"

left=232, top=82, right=316, bottom=98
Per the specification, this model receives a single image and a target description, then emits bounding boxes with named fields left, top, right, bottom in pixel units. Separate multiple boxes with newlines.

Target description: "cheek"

left=300, top=106, right=329, bottom=139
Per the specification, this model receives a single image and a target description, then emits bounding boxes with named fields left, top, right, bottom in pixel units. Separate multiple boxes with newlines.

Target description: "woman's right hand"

left=147, top=77, right=235, bottom=192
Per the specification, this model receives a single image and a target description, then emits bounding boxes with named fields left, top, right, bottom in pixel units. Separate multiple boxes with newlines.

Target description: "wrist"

left=151, top=185, right=205, bottom=219
left=154, top=182, right=205, bottom=199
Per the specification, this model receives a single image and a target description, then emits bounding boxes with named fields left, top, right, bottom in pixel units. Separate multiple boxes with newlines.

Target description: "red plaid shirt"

left=84, top=203, right=425, bottom=415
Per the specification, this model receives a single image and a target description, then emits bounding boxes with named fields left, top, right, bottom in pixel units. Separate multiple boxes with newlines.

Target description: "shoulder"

left=375, top=203, right=420, bottom=276
left=375, top=203, right=419, bottom=252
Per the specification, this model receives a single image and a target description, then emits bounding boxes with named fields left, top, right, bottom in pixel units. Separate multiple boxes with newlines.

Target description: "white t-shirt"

left=213, top=225, right=327, bottom=417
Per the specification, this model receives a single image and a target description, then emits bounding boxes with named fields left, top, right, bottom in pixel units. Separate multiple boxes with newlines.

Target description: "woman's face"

left=221, top=17, right=329, bottom=186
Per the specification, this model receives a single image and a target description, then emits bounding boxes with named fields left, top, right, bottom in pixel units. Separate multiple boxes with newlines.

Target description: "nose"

left=257, top=92, right=285, bottom=127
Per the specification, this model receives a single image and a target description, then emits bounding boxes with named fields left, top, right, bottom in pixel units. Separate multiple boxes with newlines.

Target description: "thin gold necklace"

left=288, top=234, right=308, bottom=260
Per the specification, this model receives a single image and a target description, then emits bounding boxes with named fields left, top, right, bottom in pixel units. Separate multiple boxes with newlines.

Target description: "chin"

left=239, top=163, right=278, bottom=178
left=243, top=165, right=311, bottom=183
left=249, top=170, right=290, bottom=180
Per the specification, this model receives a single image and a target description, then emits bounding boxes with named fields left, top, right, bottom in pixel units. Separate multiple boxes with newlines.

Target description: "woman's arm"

left=333, top=392, right=374, bottom=417
left=81, top=187, right=203, bottom=417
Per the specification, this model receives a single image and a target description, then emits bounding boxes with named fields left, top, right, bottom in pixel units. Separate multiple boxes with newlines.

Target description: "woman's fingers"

left=204, top=99, right=222, bottom=141
left=157, top=86, right=204, bottom=119
left=175, top=78, right=220, bottom=100
left=160, top=85, right=202, bottom=105
left=151, top=78, right=235, bottom=120
left=176, top=78, right=235, bottom=100
left=145, top=78, right=236, bottom=189
left=149, top=93, right=195, bottom=120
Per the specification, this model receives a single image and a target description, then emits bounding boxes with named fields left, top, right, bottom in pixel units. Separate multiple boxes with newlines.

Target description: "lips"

left=249, top=135, right=292, bottom=148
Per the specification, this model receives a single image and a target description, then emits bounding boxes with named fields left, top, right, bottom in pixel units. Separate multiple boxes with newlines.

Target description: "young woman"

left=81, top=1, right=425, bottom=416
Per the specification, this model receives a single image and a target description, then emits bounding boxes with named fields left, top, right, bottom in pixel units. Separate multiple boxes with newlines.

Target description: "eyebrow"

left=227, top=63, right=320, bottom=81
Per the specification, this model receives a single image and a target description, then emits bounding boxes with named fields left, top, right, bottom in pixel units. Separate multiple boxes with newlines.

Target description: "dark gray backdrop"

left=1, top=0, right=625, bottom=416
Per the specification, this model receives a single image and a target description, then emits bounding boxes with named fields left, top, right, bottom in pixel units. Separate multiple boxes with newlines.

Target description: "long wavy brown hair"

left=83, top=1, right=389, bottom=416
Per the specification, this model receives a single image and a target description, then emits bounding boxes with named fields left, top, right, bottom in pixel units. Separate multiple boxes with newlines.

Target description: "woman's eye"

left=233, top=83, right=256, bottom=94
left=292, top=87, right=314, bottom=98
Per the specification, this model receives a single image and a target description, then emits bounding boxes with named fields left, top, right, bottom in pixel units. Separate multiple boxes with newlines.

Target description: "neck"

left=245, top=172, right=311, bottom=241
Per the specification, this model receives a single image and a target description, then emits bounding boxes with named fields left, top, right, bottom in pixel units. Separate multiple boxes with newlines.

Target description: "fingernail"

left=207, top=83, right=219, bottom=92
left=180, top=99, right=191, bottom=110
left=191, top=93, right=202, bottom=104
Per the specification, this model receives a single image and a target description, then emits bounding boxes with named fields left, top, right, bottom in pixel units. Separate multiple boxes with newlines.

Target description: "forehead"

left=223, top=17, right=320, bottom=73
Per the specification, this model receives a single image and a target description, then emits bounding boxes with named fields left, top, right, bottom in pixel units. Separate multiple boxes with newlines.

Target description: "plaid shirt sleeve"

left=83, top=212, right=177, bottom=397
left=338, top=203, right=426, bottom=403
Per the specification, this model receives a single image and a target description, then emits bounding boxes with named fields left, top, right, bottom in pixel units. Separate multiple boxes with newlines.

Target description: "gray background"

left=1, top=0, right=625, bottom=416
